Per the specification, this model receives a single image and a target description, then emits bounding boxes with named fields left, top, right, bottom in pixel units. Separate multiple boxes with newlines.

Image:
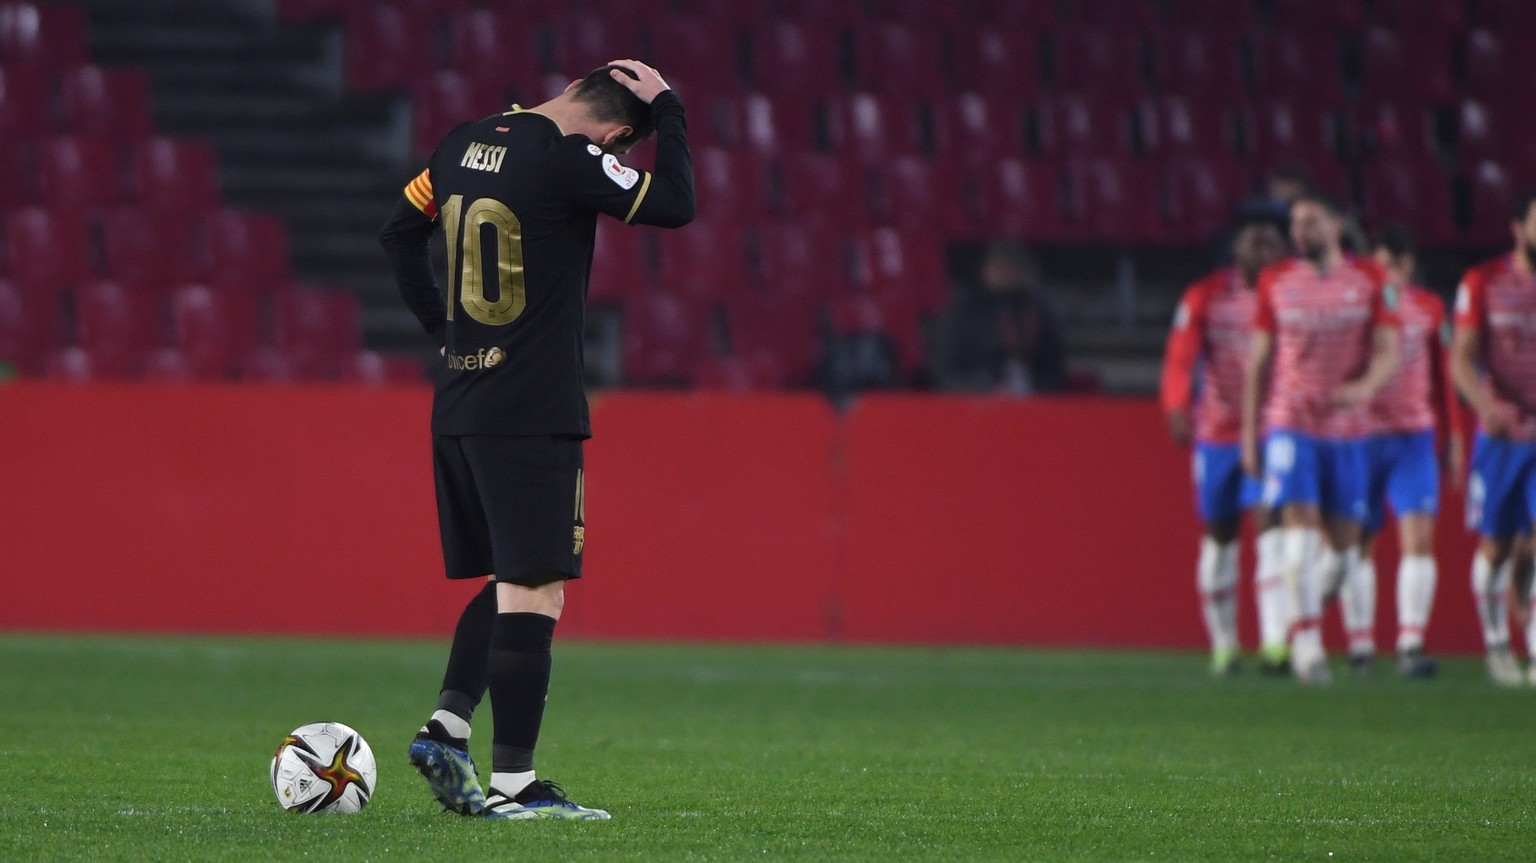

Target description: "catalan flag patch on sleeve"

left=404, top=169, right=437, bottom=218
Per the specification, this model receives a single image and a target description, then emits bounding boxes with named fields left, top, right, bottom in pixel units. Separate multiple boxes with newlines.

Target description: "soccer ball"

left=270, top=722, right=377, bottom=813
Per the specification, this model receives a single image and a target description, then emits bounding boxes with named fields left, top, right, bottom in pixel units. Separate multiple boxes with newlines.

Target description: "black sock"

left=488, top=612, right=557, bottom=775
left=435, top=582, right=498, bottom=722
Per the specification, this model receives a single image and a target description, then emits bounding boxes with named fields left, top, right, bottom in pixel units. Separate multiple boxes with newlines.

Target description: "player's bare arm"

left=1331, top=325, right=1401, bottom=407
left=1241, top=330, right=1273, bottom=477
left=1450, top=325, right=1513, bottom=437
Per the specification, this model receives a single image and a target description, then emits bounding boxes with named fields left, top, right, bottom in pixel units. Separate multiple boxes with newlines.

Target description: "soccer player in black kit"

left=379, top=60, right=693, bottom=820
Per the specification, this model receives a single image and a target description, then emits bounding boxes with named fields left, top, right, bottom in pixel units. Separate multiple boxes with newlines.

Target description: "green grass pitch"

left=1, top=634, right=1532, bottom=862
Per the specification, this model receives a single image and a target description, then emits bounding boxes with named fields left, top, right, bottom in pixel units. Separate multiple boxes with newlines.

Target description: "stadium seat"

left=1358, top=29, right=1453, bottom=105
left=35, top=136, right=126, bottom=209
left=72, top=279, right=164, bottom=378
left=1268, top=0, right=1364, bottom=32
left=58, top=66, right=156, bottom=141
left=549, top=11, right=632, bottom=80
left=1034, top=93, right=1134, bottom=159
left=0, top=136, right=32, bottom=210
left=728, top=92, right=817, bottom=156
left=691, top=146, right=768, bottom=224
left=774, top=154, right=872, bottom=224
left=272, top=286, right=360, bottom=378
left=648, top=14, right=744, bottom=94
left=721, top=293, right=822, bottom=384
left=952, top=29, right=1041, bottom=102
left=446, top=8, right=542, bottom=98
left=851, top=23, right=947, bottom=99
left=824, top=92, right=923, bottom=163
left=1351, top=101, right=1437, bottom=159
left=44, top=345, right=94, bottom=380
left=0, top=275, right=61, bottom=373
left=1372, top=0, right=1464, bottom=32
left=1162, top=0, right=1256, bottom=31
left=129, top=137, right=222, bottom=215
left=1240, top=100, right=1341, bottom=164
left=1470, top=0, right=1536, bottom=32
left=1251, top=30, right=1345, bottom=102
left=1061, top=158, right=1161, bottom=243
left=871, top=156, right=972, bottom=236
left=101, top=205, right=201, bottom=287
left=690, top=350, right=788, bottom=391
left=345, top=2, right=434, bottom=91
left=342, top=350, right=428, bottom=385
left=972, top=158, right=1067, bottom=242
left=1050, top=29, right=1148, bottom=95
left=168, top=283, right=260, bottom=380
left=1160, top=157, right=1253, bottom=244
left=746, top=22, right=844, bottom=98
left=0, top=3, right=87, bottom=72
left=656, top=219, right=750, bottom=302
left=1464, top=30, right=1508, bottom=104
left=823, top=291, right=918, bottom=379
left=1465, top=160, right=1515, bottom=245
left=1066, top=0, right=1159, bottom=31
left=1359, top=157, right=1457, bottom=247
left=621, top=290, right=707, bottom=386
left=202, top=208, right=292, bottom=288
left=1138, top=95, right=1239, bottom=160
left=933, top=92, right=1028, bottom=166
left=588, top=222, right=652, bottom=302
left=772, top=0, right=861, bottom=27
left=3, top=206, right=94, bottom=293
left=1149, top=30, right=1245, bottom=99
left=849, top=225, right=948, bottom=313
left=967, top=0, right=1059, bottom=29
left=0, top=64, right=47, bottom=139
left=756, top=220, right=851, bottom=300
left=410, top=70, right=495, bottom=156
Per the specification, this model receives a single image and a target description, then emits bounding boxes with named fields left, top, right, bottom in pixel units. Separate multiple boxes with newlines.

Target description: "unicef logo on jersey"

left=446, top=347, right=506, bottom=371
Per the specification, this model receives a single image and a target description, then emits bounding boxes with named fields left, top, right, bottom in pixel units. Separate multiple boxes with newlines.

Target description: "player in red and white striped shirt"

left=1161, top=219, right=1289, bottom=675
left=1450, top=189, right=1536, bottom=685
left=1336, top=225, right=1465, bottom=679
left=1241, top=194, right=1402, bottom=684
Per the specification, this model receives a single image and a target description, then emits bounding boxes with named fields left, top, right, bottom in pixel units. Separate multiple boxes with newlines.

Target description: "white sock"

left=1284, top=526, right=1326, bottom=660
left=1339, top=551, right=1376, bottom=657
left=1198, top=537, right=1240, bottom=654
left=490, top=770, right=536, bottom=797
left=1317, top=545, right=1348, bottom=601
left=1256, top=528, right=1291, bottom=653
left=429, top=709, right=471, bottom=741
left=1395, top=554, right=1437, bottom=654
left=1471, top=554, right=1511, bottom=651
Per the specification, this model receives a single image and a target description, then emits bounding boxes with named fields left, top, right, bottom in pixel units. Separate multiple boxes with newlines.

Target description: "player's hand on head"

left=608, top=59, right=669, bottom=104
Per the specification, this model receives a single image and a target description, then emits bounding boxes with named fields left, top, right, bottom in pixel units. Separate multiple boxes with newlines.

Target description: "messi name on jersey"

left=460, top=142, right=508, bottom=173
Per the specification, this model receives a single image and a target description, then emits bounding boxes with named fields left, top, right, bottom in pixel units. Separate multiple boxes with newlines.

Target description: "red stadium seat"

left=1358, top=29, right=1453, bottom=105
left=935, top=91, right=1029, bottom=166
left=967, top=0, right=1059, bottom=29
left=1150, top=30, right=1245, bottom=99
left=1449, top=99, right=1536, bottom=169
left=35, top=136, right=125, bottom=209
left=1352, top=101, right=1437, bottom=158
left=973, top=158, right=1068, bottom=242
left=447, top=8, right=543, bottom=98
left=1251, top=31, right=1345, bottom=101
left=621, top=290, right=707, bottom=386
left=272, top=286, right=360, bottom=378
left=756, top=220, right=851, bottom=300
left=588, top=222, right=652, bottom=302
left=772, top=0, right=861, bottom=27
left=1051, top=29, right=1147, bottom=95
left=851, top=23, right=947, bottom=99
left=341, top=351, right=428, bottom=385
left=1240, top=100, right=1341, bottom=164
left=1062, top=158, right=1161, bottom=243
left=747, top=22, right=843, bottom=98
left=1470, top=0, right=1536, bottom=32
left=1162, top=0, right=1256, bottom=31
left=1373, top=0, right=1464, bottom=33
left=58, top=66, right=155, bottom=141
left=3, top=206, right=94, bottom=292
left=691, top=147, right=769, bottom=224
left=129, top=137, right=222, bottom=215
left=549, top=11, right=633, bottom=79
left=850, top=225, right=948, bottom=313
left=824, top=291, right=922, bottom=377
left=0, top=136, right=32, bottom=210
left=877, top=0, right=967, bottom=29
left=45, top=345, right=94, bottom=381
left=0, top=3, right=87, bottom=72
left=728, top=92, right=817, bottom=156
left=691, top=350, right=788, bottom=391
left=0, top=275, right=62, bottom=373
left=0, top=64, right=47, bottom=139
left=1268, top=0, right=1364, bottom=32
left=1066, top=0, right=1158, bottom=31
left=72, top=279, right=164, bottom=377
left=1359, top=157, right=1457, bottom=247
left=1465, top=160, right=1516, bottom=244
left=168, top=283, right=260, bottom=380
left=774, top=154, right=873, bottom=224
left=100, top=206, right=201, bottom=287
left=648, top=14, right=744, bottom=95
left=871, top=156, right=972, bottom=236
left=1464, top=31, right=1509, bottom=104
left=824, top=92, right=924, bottom=163
left=203, top=208, right=292, bottom=288
left=1138, top=95, right=1240, bottom=160
left=1034, top=93, right=1134, bottom=158
left=656, top=219, right=750, bottom=302
left=721, top=293, right=821, bottom=384
left=345, top=2, right=434, bottom=91
left=1160, top=157, right=1253, bottom=244
left=410, top=70, right=494, bottom=156
left=952, top=29, right=1041, bottom=102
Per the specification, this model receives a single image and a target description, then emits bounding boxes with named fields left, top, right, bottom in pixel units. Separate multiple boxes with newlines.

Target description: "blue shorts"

left=1363, top=430, right=1440, bottom=533
left=1261, top=430, right=1370, bottom=521
left=1192, top=441, right=1261, bottom=523
left=1467, top=434, right=1536, bottom=540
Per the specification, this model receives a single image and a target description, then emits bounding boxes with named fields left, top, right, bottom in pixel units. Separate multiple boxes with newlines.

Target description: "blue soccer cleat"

left=407, top=736, right=486, bottom=815
left=484, top=780, right=610, bottom=821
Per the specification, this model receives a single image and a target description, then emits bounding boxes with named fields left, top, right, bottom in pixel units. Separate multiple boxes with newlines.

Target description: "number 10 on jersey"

left=441, top=194, right=528, bottom=326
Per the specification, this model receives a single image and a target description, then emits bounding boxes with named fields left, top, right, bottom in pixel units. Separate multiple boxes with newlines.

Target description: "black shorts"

left=432, top=434, right=585, bottom=585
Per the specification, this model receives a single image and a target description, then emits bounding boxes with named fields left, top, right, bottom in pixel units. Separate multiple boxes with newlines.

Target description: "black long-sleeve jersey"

left=380, top=90, right=694, bottom=437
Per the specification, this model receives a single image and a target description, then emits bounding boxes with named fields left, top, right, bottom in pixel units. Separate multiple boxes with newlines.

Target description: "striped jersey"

left=1370, top=284, right=1454, bottom=436
left=1455, top=254, right=1536, bottom=441
left=1254, top=256, right=1398, bottom=439
left=1160, top=268, right=1254, bottom=444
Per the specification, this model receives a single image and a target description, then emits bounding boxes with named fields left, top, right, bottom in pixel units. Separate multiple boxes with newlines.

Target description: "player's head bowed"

left=568, top=65, right=657, bottom=153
